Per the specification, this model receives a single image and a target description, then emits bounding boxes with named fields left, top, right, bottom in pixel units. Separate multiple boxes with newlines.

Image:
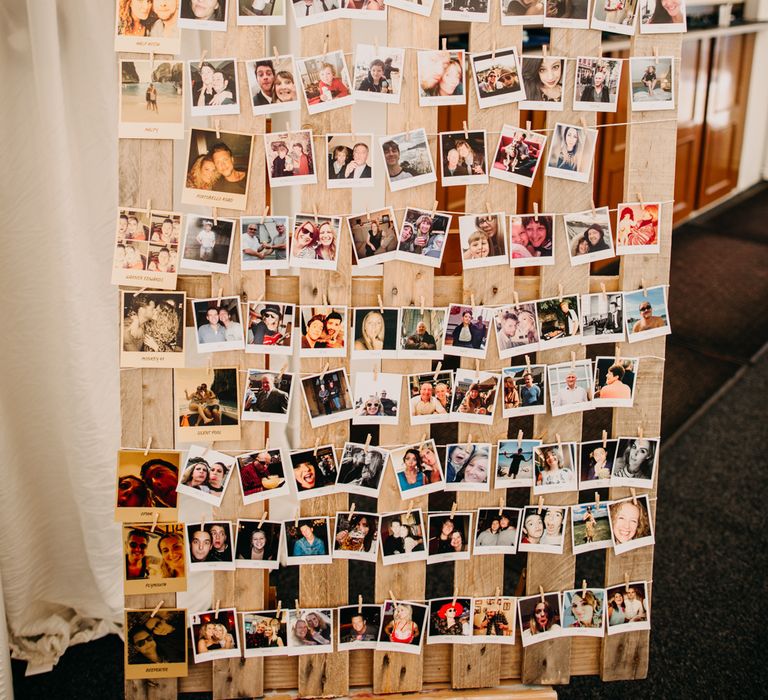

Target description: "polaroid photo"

left=592, top=0, right=639, bottom=34
left=573, top=58, right=622, bottom=113
left=241, top=217, right=290, bottom=270
left=533, top=443, right=579, bottom=494
left=336, top=443, right=389, bottom=497
left=427, top=512, right=472, bottom=563
left=471, top=596, right=516, bottom=643
left=610, top=494, right=655, bottom=554
left=351, top=307, right=400, bottom=359
left=120, top=291, right=185, bottom=368
left=186, top=522, right=235, bottom=572
left=445, top=443, right=491, bottom=491
left=563, top=207, right=615, bottom=266
left=114, top=0, right=181, bottom=54
left=188, top=59, right=240, bottom=117
left=242, top=609, right=289, bottom=658
left=119, top=60, right=184, bottom=140
left=290, top=0, right=341, bottom=27
left=379, top=510, right=427, bottom=565
left=241, top=369, right=293, bottom=423
left=234, top=520, right=283, bottom=569
left=640, top=0, right=686, bottom=33
left=578, top=439, right=617, bottom=490
left=500, top=0, right=545, bottom=25
left=290, top=215, right=343, bottom=270
left=380, top=129, right=437, bottom=193
left=286, top=609, right=334, bottom=654
left=236, top=448, right=291, bottom=505
left=191, top=298, right=244, bottom=352
left=548, top=360, right=595, bottom=417
left=347, top=209, right=398, bottom=266
left=427, top=597, right=474, bottom=644
left=442, top=0, right=489, bottom=20
left=124, top=608, right=187, bottom=679
left=624, top=285, right=671, bottom=342
left=179, top=0, right=230, bottom=30
left=629, top=57, right=675, bottom=111
left=284, top=518, right=332, bottom=565
left=594, top=357, right=638, bottom=408
left=174, top=367, right=241, bottom=443
left=301, top=368, right=355, bottom=427
left=390, top=441, right=445, bottom=498
left=518, top=593, right=563, bottom=646
left=536, top=295, right=582, bottom=349
left=384, top=0, right=435, bottom=15
left=561, top=588, right=606, bottom=636
left=571, top=501, right=613, bottom=554
left=520, top=56, right=566, bottom=110
left=472, top=48, right=525, bottom=109
left=443, top=305, right=494, bottom=359
left=244, top=301, right=294, bottom=353
left=180, top=216, right=235, bottom=273
left=176, top=445, right=236, bottom=507
left=289, top=445, right=339, bottom=499
left=606, top=581, right=651, bottom=634
left=545, top=122, right=598, bottom=183
left=398, top=307, right=448, bottom=359
left=473, top=508, right=521, bottom=554
left=246, top=55, right=300, bottom=115
left=112, top=209, right=181, bottom=289
left=189, top=609, right=241, bottom=665
left=378, top=600, right=429, bottom=653
left=333, top=511, right=380, bottom=562
left=341, top=0, right=388, bottom=20
left=495, top=438, right=541, bottom=488
left=116, top=449, right=180, bottom=523
left=182, top=128, right=252, bottom=210
left=544, top=0, right=589, bottom=27
left=490, top=125, right=547, bottom=187
left=440, top=130, right=488, bottom=186
left=459, top=213, right=508, bottom=268
left=519, top=505, right=568, bottom=554
left=122, top=523, right=187, bottom=595
left=494, top=304, right=541, bottom=359
left=451, top=368, right=500, bottom=425
left=298, top=305, right=347, bottom=356
left=616, top=202, right=661, bottom=254
left=611, top=436, right=659, bottom=489
left=352, top=44, right=405, bottom=104
left=397, top=207, right=452, bottom=268
left=338, top=605, right=382, bottom=650
left=501, top=364, right=547, bottom=418
left=327, top=134, right=375, bottom=189
left=509, top=213, right=556, bottom=267
left=297, top=50, right=354, bottom=115
left=353, top=372, right=401, bottom=426
left=580, top=291, right=625, bottom=345
left=237, top=0, right=287, bottom=25
left=264, top=130, right=318, bottom=188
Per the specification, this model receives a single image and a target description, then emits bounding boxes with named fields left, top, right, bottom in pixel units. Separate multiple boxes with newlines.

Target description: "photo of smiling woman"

left=640, top=0, right=687, bottom=33
left=609, top=495, right=655, bottom=554
left=517, top=593, right=563, bottom=646
left=521, top=56, right=566, bottom=110
left=179, top=0, right=229, bottom=31
left=561, top=588, right=606, bottom=637
left=289, top=444, right=338, bottom=498
left=115, top=0, right=182, bottom=53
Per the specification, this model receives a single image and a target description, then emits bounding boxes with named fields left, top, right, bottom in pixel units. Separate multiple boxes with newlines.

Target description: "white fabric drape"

left=0, top=0, right=123, bottom=679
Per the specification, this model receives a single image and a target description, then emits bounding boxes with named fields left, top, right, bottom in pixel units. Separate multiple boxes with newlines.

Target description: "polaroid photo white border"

left=240, top=217, right=291, bottom=271
left=547, top=359, right=595, bottom=417
left=532, top=443, right=579, bottom=495
left=442, top=0, right=489, bottom=22
left=180, top=217, right=236, bottom=274
left=640, top=0, right=687, bottom=34
left=241, top=609, right=289, bottom=660
left=384, top=0, right=435, bottom=17
left=237, top=0, right=287, bottom=25
left=289, top=444, right=339, bottom=501
left=241, top=368, right=293, bottom=424
left=192, top=297, right=246, bottom=353
left=237, top=447, right=292, bottom=506
left=234, top=520, right=283, bottom=571
left=377, top=600, right=429, bottom=654
left=470, top=596, right=517, bottom=645
left=500, top=0, right=545, bottom=26
left=119, top=290, right=186, bottom=369
left=118, top=60, right=185, bottom=140
left=578, top=439, right=617, bottom=490
left=571, top=501, right=614, bottom=555
left=563, top=207, right=615, bottom=266
left=189, top=608, right=241, bottom=664
left=337, top=604, right=383, bottom=651
left=451, top=368, right=500, bottom=426
left=178, top=2, right=230, bottom=31
left=289, top=215, right=343, bottom=272
left=490, top=124, right=547, bottom=188
left=458, top=213, right=508, bottom=270
left=351, top=44, right=404, bottom=105
left=326, top=134, right=376, bottom=190
left=593, top=357, right=638, bottom=408
left=186, top=522, right=236, bottom=572
left=472, top=506, right=522, bottom=555
left=297, top=50, right=354, bottom=115
left=624, top=285, right=671, bottom=343
left=518, top=505, right=569, bottom=555
left=536, top=294, right=583, bottom=350
left=517, top=593, right=564, bottom=647
left=243, top=301, right=295, bottom=355
left=471, top=47, right=525, bottom=109
left=285, top=608, right=335, bottom=654
left=389, top=442, right=445, bottom=500
left=351, top=307, right=401, bottom=360
left=509, top=214, right=557, bottom=269
left=396, top=208, right=452, bottom=269
left=398, top=307, right=448, bottom=360
left=606, top=581, right=651, bottom=635
left=572, top=57, right=623, bottom=114
left=545, top=122, right=598, bottom=184
left=379, top=511, right=429, bottom=566
left=346, top=208, right=398, bottom=265
left=591, top=0, right=638, bottom=35
left=580, top=291, right=626, bottom=346
left=439, top=130, right=489, bottom=187
left=494, top=304, right=541, bottom=359
left=544, top=1, right=589, bottom=28
left=561, top=588, right=607, bottom=637
left=188, top=59, right=241, bottom=118
left=442, top=305, right=494, bottom=360
left=629, top=57, right=676, bottom=112
left=297, top=304, right=348, bottom=358
left=519, top=55, right=567, bottom=111
left=290, top=0, right=341, bottom=27
left=426, top=512, right=473, bottom=564
left=335, top=442, right=390, bottom=498
left=352, top=372, right=402, bottom=426
left=501, top=364, right=547, bottom=418
left=444, top=442, right=492, bottom=493
left=332, top=510, right=381, bottom=563
left=176, top=445, right=237, bottom=507
left=616, top=201, right=662, bottom=255
left=263, top=130, right=318, bottom=189
left=284, top=517, right=333, bottom=566
left=494, top=438, right=541, bottom=489
left=426, top=597, right=475, bottom=645
left=301, top=368, right=356, bottom=428
left=114, top=0, right=181, bottom=54
left=246, top=55, right=300, bottom=116
left=380, top=129, right=437, bottom=193
left=611, top=436, right=659, bottom=490
left=610, top=495, right=656, bottom=555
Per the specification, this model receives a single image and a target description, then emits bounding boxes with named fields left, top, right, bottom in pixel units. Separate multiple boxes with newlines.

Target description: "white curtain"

left=0, top=0, right=123, bottom=684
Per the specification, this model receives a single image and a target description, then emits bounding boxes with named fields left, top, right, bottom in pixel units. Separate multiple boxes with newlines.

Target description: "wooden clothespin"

left=150, top=600, right=164, bottom=618
left=133, top=287, right=147, bottom=297
left=517, top=429, right=524, bottom=448
left=151, top=512, right=159, bottom=533
left=420, top=296, right=425, bottom=314
left=323, top=34, right=329, bottom=56
left=389, top=589, right=397, bottom=604
left=320, top=362, right=329, bottom=381
left=144, top=437, right=152, bottom=456
left=579, top=114, right=588, bottom=130
left=466, top=432, right=473, bottom=451
left=602, top=430, right=608, bottom=448
left=653, top=47, right=659, bottom=64
left=294, top=509, right=300, bottom=527
left=364, top=434, right=372, bottom=452
left=350, top=502, right=356, bottom=516
left=258, top=510, right=268, bottom=527
left=542, top=45, right=548, bottom=58
left=442, top=37, right=447, bottom=51
left=533, top=202, right=539, bottom=222
left=273, top=46, right=280, bottom=60
left=491, top=41, right=496, bottom=60
left=145, top=198, right=152, bottom=214
left=570, top=351, right=576, bottom=368
left=378, top=294, right=384, bottom=313
left=558, top=284, right=564, bottom=302
left=264, top=436, right=270, bottom=451
left=582, top=580, right=587, bottom=597
left=374, top=35, right=379, bottom=51
left=498, top=497, right=505, bottom=516
left=202, top=443, right=210, bottom=457
left=485, top=201, right=493, bottom=214
left=630, top=488, right=638, bottom=505
left=217, top=287, right=223, bottom=306
left=450, top=502, right=458, bottom=520
left=295, top=598, right=300, bottom=612
left=199, top=50, right=208, bottom=69
left=600, top=282, right=607, bottom=301
left=149, top=52, right=154, bottom=71
left=406, top=499, right=414, bottom=516
left=624, top=573, right=630, bottom=592
left=373, top=365, right=378, bottom=381
left=430, top=200, right=438, bottom=219
left=525, top=355, right=532, bottom=373
left=474, top=359, right=480, bottom=379
left=539, top=585, right=545, bottom=603
left=640, top=278, right=648, bottom=297
left=276, top=600, right=282, bottom=617
left=313, top=204, right=319, bottom=224
left=452, top=587, right=458, bottom=607
left=358, top=595, right=363, bottom=613
left=200, top=514, right=206, bottom=530
left=420, top=434, right=427, bottom=448
left=637, top=191, right=645, bottom=208
left=525, top=120, right=531, bottom=133
left=591, top=198, right=597, bottom=218
left=259, top=206, right=269, bottom=224
left=463, top=121, right=469, bottom=139
left=556, top=433, right=563, bottom=452
left=313, top=438, right=320, bottom=456
left=254, top=293, right=265, bottom=306
left=595, top=492, right=600, bottom=505
left=470, top=294, right=476, bottom=308
left=495, top=586, right=501, bottom=600
left=537, top=496, right=544, bottom=514
left=614, top=344, right=622, bottom=365
left=513, top=290, right=520, bottom=305
left=638, top=424, right=644, bottom=439
left=284, top=121, right=291, bottom=137
left=214, top=599, right=220, bottom=618
left=212, top=207, right=218, bottom=226
left=215, top=119, right=221, bottom=139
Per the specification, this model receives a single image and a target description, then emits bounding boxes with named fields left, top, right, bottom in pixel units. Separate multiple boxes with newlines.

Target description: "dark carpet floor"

left=11, top=185, right=768, bottom=699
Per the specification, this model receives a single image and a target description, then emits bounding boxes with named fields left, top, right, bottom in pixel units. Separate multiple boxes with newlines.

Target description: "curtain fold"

left=0, top=0, right=123, bottom=675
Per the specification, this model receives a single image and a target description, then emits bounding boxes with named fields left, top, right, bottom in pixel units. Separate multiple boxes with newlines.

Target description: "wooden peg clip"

left=151, top=512, right=159, bottom=533
left=199, top=50, right=208, bottom=68
left=498, top=496, right=505, bottom=516
left=433, top=361, right=443, bottom=380
left=579, top=114, right=588, bottom=130
left=486, top=201, right=493, bottom=214
left=653, top=47, right=659, bottom=64
left=591, top=198, right=597, bottom=218
left=525, top=120, right=531, bottom=133
left=273, top=46, right=280, bottom=60
left=470, top=293, right=476, bottom=308
left=491, top=41, right=496, bottom=60
left=558, top=284, right=563, bottom=302
left=452, top=587, right=458, bottom=607
left=364, top=434, right=372, bottom=452
left=149, top=53, right=154, bottom=71
left=284, top=121, right=291, bottom=136
left=430, top=200, right=438, bottom=218
left=533, top=202, right=539, bottom=221
left=276, top=600, right=282, bottom=617
left=215, top=120, right=221, bottom=139
left=582, top=579, right=587, bottom=597
left=313, top=204, right=319, bottom=224
left=595, top=492, right=600, bottom=505
left=537, top=496, right=544, bottom=514
left=320, top=362, right=329, bottom=381
left=517, top=429, right=524, bottom=448
left=466, top=432, right=473, bottom=451
left=389, top=589, right=397, bottom=604
left=614, top=344, right=622, bottom=365
left=450, top=501, right=458, bottom=520
left=542, top=44, right=548, bottom=58
left=539, top=586, right=545, bottom=603
left=602, top=430, right=608, bottom=448
left=474, top=359, right=480, bottom=379
left=214, top=599, right=220, bottom=618
left=150, top=600, right=164, bottom=618
left=406, top=499, right=414, bottom=516
left=358, top=595, right=363, bottom=613
left=144, top=437, right=152, bottom=456
left=631, top=488, right=638, bottom=505
left=264, top=436, right=270, bottom=451
left=442, top=37, right=447, bottom=50
left=133, top=287, right=147, bottom=297
left=259, top=205, right=269, bottom=224
left=350, top=502, right=356, bottom=516
left=525, top=354, right=532, bottom=372
left=600, top=282, right=607, bottom=300
left=556, top=433, right=563, bottom=452
left=313, top=438, right=320, bottom=456
left=217, top=287, right=223, bottom=306
left=323, top=34, right=329, bottom=55
left=378, top=294, right=384, bottom=313
left=624, top=573, right=630, bottom=592
left=637, top=191, right=645, bottom=208
left=570, top=351, right=576, bottom=368
left=463, top=121, right=469, bottom=139
left=513, top=290, right=520, bottom=305
left=638, top=424, right=644, bottom=439
left=295, top=598, right=300, bottom=612
left=258, top=510, right=268, bottom=528
left=420, top=296, right=425, bottom=314
left=294, top=509, right=300, bottom=527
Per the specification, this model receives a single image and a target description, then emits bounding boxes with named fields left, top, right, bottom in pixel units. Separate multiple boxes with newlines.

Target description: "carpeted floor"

left=11, top=184, right=768, bottom=699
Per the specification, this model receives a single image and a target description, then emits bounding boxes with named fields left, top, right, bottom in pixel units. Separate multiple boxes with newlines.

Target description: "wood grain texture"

left=601, top=30, right=681, bottom=684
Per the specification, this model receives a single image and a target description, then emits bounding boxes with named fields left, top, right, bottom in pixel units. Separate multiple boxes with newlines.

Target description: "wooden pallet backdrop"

left=119, top=4, right=682, bottom=698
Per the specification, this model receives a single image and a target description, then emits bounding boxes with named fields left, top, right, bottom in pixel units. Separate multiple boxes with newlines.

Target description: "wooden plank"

left=601, top=29, right=682, bottom=683
left=521, top=25, right=601, bottom=687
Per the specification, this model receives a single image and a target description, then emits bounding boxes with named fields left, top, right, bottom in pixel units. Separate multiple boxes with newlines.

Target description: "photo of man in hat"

left=247, top=303, right=293, bottom=348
